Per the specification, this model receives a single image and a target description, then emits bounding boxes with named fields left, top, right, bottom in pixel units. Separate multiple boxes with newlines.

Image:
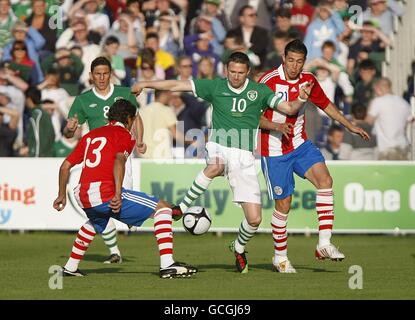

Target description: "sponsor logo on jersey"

left=88, top=103, right=97, bottom=108
left=247, top=90, right=257, bottom=101
left=274, top=186, right=283, bottom=196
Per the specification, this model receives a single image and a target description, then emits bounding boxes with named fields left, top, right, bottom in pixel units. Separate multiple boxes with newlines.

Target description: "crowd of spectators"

left=0, top=0, right=412, bottom=160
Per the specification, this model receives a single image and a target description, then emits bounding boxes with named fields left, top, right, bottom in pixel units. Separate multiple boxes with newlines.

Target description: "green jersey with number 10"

left=192, top=78, right=281, bottom=152
left=68, top=84, right=138, bottom=131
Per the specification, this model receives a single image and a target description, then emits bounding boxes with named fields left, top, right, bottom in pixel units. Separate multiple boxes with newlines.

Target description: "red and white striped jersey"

left=66, top=121, right=136, bottom=208
left=258, top=64, right=331, bottom=156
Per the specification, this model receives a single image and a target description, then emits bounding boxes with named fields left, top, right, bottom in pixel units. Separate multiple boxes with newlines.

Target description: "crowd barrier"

left=0, top=158, right=414, bottom=234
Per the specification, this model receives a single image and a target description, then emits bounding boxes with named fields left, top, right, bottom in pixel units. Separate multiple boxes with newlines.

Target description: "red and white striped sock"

left=64, top=221, right=96, bottom=272
left=316, top=189, right=334, bottom=247
left=154, top=208, right=174, bottom=268
left=271, top=210, right=288, bottom=263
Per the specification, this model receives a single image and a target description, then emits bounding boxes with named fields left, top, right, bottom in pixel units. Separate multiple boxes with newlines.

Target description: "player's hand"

left=136, top=142, right=147, bottom=154
left=53, top=195, right=66, bottom=211
left=349, top=126, right=370, bottom=141
left=131, top=83, right=143, bottom=96
left=299, top=81, right=314, bottom=100
left=66, top=114, right=79, bottom=132
left=273, top=123, right=293, bottom=139
left=110, top=194, right=122, bottom=213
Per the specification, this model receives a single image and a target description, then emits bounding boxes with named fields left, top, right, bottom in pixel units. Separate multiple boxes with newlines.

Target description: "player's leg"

left=114, top=189, right=197, bottom=278
left=295, top=142, right=345, bottom=261
left=228, top=149, right=261, bottom=273
left=62, top=220, right=97, bottom=276
left=262, top=155, right=297, bottom=273
left=101, top=218, right=122, bottom=264
left=101, top=157, right=134, bottom=261
left=175, top=142, right=226, bottom=217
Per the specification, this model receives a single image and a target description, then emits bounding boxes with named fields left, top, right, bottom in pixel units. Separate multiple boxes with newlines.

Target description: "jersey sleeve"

left=261, top=85, right=282, bottom=110
left=127, top=92, right=139, bottom=109
left=309, top=77, right=331, bottom=109
left=191, top=78, right=217, bottom=103
left=66, top=136, right=86, bottom=165
left=67, top=96, right=86, bottom=124
left=115, top=130, right=136, bottom=159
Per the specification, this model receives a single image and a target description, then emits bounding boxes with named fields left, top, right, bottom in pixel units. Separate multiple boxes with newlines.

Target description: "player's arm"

left=110, top=153, right=127, bottom=213
left=53, top=160, right=74, bottom=211
left=323, top=102, right=370, bottom=140
left=133, top=113, right=147, bottom=154
left=131, top=80, right=193, bottom=96
left=269, top=82, right=313, bottom=115
left=259, top=116, right=293, bottom=139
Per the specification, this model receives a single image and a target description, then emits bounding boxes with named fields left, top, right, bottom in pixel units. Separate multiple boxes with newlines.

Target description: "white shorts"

left=122, top=156, right=134, bottom=189
left=205, top=142, right=261, bottom=204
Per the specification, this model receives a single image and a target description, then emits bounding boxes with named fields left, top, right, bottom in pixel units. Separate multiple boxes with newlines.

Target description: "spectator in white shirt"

left=366, top=77, right=412, bottom=160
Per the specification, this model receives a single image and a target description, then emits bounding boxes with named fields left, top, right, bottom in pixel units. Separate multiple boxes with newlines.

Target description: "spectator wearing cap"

left=363, top=0, right=404, bottom=37
left=68, top=0, right=110, bottom=38
left=2, top=20, right=45, bottom=84
left=228, top=5, right=269, bottom=67
left=0, top=91, right=19, bottom=156
left=25, top=0, right=57, bottom=59
left=304, top=0, right=345, bottom=61
left=289, top=0, right=315, bottom=36
left=56, top=19, right=101, bottom=88
left=203, top=0, right=230, bottom=31
left=340, top=103, right=377, bottom=160
left=41, top=48, right=84, bottom=96
left=366, top=78, right=412, bottom=160
left=0, top=0, right=17, bottom=53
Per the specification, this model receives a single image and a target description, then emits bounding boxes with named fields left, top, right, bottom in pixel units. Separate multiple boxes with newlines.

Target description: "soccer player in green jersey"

left=64, top=57, right=146, bottom=264
left=132, top=52, right=313, bottom=273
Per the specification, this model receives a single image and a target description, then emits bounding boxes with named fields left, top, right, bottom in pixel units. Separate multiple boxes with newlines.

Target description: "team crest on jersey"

left=114, top=96, right=124, bottom=102
left=274, top=186, right=283, bottom=196
left=247, top=90, right=257, bottom=101
left=88, top=103, right=97, bottom=108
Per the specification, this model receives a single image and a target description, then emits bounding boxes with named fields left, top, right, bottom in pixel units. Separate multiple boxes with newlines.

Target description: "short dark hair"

left=108, top=99, right=136, bottom=125
left=146, top=32, right=159, bottom=41
left=274, top=31, right=289, bottom=40
left=104, top=36, right=120, bottom=46
left=328, top=124, right=343, bottom=136
left=238, top=5, right=253, bottom=17
left=322, top=40, right=336, bottom=51
left=285, top=39, right=308, bottom=57
left=275, top=8, right=291, bottom=19
left=226, top=51, right=250, bottom=68
left=90, top=56, right=112, bottom=73
left=351, top=103, right=367, bottom=120
left=25, top=87, right=42, bottom=105
left=359, top=59, right=376, bottom=71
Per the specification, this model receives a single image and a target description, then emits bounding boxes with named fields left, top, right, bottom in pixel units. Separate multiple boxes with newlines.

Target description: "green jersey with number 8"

left=68, top=84, right=138, bottom=130
left=191, top=78, right=281, bottom=152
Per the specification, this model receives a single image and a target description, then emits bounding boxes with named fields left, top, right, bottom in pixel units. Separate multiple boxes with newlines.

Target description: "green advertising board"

left=138, top=161, right=415, bottom=233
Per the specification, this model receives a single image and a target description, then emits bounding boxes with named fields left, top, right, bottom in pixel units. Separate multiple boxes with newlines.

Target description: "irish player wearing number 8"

left=54, top=99, right=198, bottom=278
left=131, top=52, right=313, bottom=273
left=63, top=57, right=143, bottom=264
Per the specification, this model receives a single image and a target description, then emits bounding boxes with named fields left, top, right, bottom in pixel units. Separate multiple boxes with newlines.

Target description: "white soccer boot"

left=272, top=257, right=297, bottom=273
left=315, top=243, right=345, bottom=261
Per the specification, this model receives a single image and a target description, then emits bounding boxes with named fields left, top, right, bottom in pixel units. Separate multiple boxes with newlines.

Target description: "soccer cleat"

left=171, top=205, right=183, bottom=221
left=61, top=267, right=86, bottom=277
left=272, top=257, right=297, bottom=273
left=159, top=262, right=198, bottom=279
left=315, top=244, right=345, bottom=261
left=229, top=241, right=248, bottom=274
left=103, top=253, right=123, bottom=264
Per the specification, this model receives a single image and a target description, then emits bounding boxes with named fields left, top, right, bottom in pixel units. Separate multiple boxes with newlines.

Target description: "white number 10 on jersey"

left=231, top=98, right=247, bottom=113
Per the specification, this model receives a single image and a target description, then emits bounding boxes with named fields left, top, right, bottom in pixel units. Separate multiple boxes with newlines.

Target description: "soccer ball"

left=182, top=206, right=212, bottom=235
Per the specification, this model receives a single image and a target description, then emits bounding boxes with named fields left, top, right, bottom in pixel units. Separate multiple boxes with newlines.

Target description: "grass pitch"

left=0, top=232, right=414, bottom=300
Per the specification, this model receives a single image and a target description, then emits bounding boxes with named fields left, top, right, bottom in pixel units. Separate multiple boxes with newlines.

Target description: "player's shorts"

left=122, top=156, right=133, bottom=189
left=83, top=188, right=159, bottom=234
left=261, top=140, right=325, bottom=200
left=205, top=141, right=261, bottom=204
